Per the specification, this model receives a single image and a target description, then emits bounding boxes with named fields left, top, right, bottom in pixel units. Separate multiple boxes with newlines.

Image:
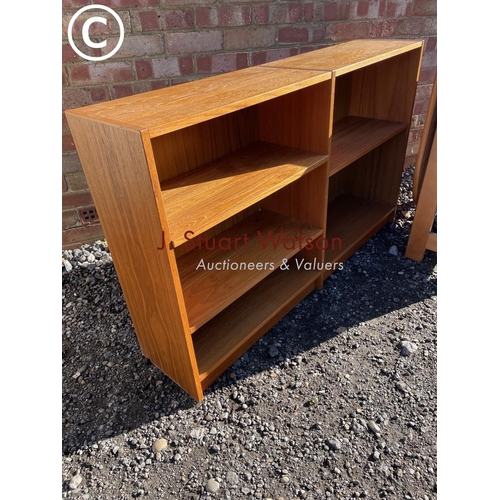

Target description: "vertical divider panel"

left=65, top=115, right=203, bottom=401
left=258, top=78, right=335, bottom=287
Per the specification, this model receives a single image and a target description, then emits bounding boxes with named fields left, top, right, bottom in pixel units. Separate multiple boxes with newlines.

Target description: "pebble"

left=190, top=428, right=205, bottom=440
left=69, top=473, right=82, bottom=489
left=227, top=471, right=239, bottom=485
left=63, top=260, right=73, bottom=272
left=367, top=420, right=380, bottom=434
left=268, top=345, right=279, bottom=357
left=400, top=340, right=418, bottom=356
left=326, top=438, right=342, bottom=451
left=388, top=245, right=398, bottom=256
left=207, top=479, right=220, bottom=493
left=152, top=438, right=167, bottom=452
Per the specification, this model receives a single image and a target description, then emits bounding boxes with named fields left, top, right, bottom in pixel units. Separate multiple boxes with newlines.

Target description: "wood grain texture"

left=193, top=268, right=318, bottom=388
left=264, top=39, right=423, bottom=76
left=152, top=107, right=258, bottom=184
left=161, top=141, right=328, bottom=247
left=349, top=49, right=422, bottom=124
left=405, top=131, right=437, bottom=261
left=324, top=194, right=394, bottom=277
left=331, top=116, right=407, bottom=175
left=177, top=209, right=323, bottom=332
left=65, top=115, right=203, bottom=400
left=413, top=74, right=437, bottom=204
left=65, top=66, right=331, bottom=137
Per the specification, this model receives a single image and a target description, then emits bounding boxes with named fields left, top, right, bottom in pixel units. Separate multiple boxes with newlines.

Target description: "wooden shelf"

left=161, top=141, right=328, bottom=248
left=193, top=267, right=318, bottom=388
left=177, top=209, right=323, bottom=332
left=325, top=194, right=394, bottom=265
left=330, top=116, right=406, bottom=176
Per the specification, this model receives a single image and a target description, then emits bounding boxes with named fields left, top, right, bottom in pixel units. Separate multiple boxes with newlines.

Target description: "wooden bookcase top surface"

left=265, top=39, right=423, bottom=75
left=64, top=65, right=331, bottom=138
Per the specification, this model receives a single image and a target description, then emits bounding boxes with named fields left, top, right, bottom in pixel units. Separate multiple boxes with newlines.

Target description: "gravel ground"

left=62, top=167, right=437, bottom=500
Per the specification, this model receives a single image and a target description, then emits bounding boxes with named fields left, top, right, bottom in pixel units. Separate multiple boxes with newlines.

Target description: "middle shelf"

left=160, top=141, right=328, bottom=248
left=330, top=116, right=407, bottom=176
left=176, top=208, right=323, bottom=333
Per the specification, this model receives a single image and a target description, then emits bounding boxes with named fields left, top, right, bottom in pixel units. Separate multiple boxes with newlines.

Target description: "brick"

left=63, top=175, right=68, bottom=193
left=62, top=209, right=80, bottom=230
left=324, top=1, right=350, bottom=22
left=136, top=59, right=154, bottom=79
left=412, top=99, right=428, bottom=115
left=415, top=83, right=432, bottom=99
left=305, top=2, right=348, bottom=23
left=132, top=10, right=161, bottom=31
left=406, top=141, right=420, bottom=156
left=66, top=172, right=89, bottom=192
left=349, top=1, right=385, bottom=20
left=63, top=10, right=130, bottom=39
left=225, top=27, right=275, bottom=50
left=369, top=19, right=396, bottom=37
left=62, top=0, right=91, bottom=9
left=413, top=0, right=437, bottom=16
left=137, top=57, right=194, bottom=79
left=408, top=128, right=423, bottom=143
left=386, top=0, right=412, bottom=18
left=166, top=31, right=222, bottom=54
left=111, top=34, right=163, bottom=58
left=62, top=224, right=104, bottom=249
left=63, top=89, right=88, bottom=110
left=99, top=0, right=158, bottom=7
left=151, top=80, right=173, bottom=91
left=112, top=82, right=154, bottom=98
left=197, top=6, right=250, bottom=28
left=278, top=26, right=309, bottom=44
left=253, top=5, right=269, bottom=24
left=62, top=190, right=94, bottom=208
left=421, top=17, right=437, bottom=36
left=63, top=39, right=99, bottom=61
left=311, top=25, right=326, bottom=43
left=70, top=61, right=135, bottom=85
left=394, top=17, right=423, bottom=36
left=421, top=51, right=437, bottom=69
left=63, top=154, right=83, bottom=174
left=326, top=21, right=370, bottom=42
left=161, top=0, right=216, bottom=5
left=418, top=68, right=436, bottom=85
left=411, top=113, right=426, bottom=128
left=90, top=87, right=109, bottom=103
left=63, top=134, right=76, bottom=152
left=197, top=53, right=248, bottom=74
left=425, top=36, right=437, bottom=52
left=268, top=4, right=303, bottom=24
left=251, top=48, right=298, bottom=66
left=164, top=8, right=194, bottom=29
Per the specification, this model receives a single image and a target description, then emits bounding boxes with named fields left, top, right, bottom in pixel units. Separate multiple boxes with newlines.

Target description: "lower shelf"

left=324, top=193, right=394, bottom=270
left=193, top=267, right=318, bottom=389
left=177, top=209, right=323, bottom=332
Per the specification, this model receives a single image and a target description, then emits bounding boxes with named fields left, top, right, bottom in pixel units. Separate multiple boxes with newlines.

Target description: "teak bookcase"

left=66, top=39, right=423, bottom=401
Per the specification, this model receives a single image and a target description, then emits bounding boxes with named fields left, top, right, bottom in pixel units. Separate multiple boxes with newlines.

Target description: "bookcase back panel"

left=333, top=74, right=353, bottom=123
left=349, top=50, right=421, bottom=123
left=258, top=80, right=334, bottom=155
left=152, top=107, right=258, bottom=184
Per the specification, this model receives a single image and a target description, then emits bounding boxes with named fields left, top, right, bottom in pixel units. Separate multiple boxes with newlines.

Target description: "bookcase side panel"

left=66, top=115, right=203, bottom=401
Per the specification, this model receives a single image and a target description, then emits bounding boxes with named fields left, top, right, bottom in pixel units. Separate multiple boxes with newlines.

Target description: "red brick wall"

left=62, top=0, right=437, bottom=248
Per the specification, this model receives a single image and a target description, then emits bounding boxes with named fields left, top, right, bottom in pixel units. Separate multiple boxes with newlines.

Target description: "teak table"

left=66, top=39, right=423, bottom=401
